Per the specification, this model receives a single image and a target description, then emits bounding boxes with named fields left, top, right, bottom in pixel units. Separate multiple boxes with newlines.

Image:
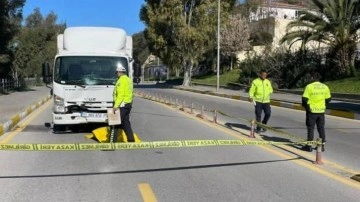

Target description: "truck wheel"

left=70, top=125, right=81, bottom=133
left=53, top=124, right=66, bottom=134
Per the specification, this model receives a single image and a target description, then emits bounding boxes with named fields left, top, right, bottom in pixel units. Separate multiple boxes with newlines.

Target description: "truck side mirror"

left=42, top=63, right=52, bottom=84
left=133, top=63, right=141, bottom=77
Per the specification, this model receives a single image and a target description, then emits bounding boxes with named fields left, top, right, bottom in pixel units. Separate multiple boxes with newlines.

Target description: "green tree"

left=12, top=8, right=65, bottom=80
left=238, top=49, right=324, bottom=89
left=280, top=0, right=360, bottom=78
left=132, top=31, right=150, bottom=66
left=220, top=13, right=250, bottom=70
left=0, top=0, right=25, bottom=77
left=141, top=0, right=236, bottom=86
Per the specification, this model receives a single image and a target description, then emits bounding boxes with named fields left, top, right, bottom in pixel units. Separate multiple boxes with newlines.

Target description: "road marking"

left=138, top=183, right=158, bottom=202
left=150, top=97, right=360, bottom=190
left=335, top=128, right=350, bottom=133
left=0, top=99, right=52, bottom=144
left=228, top=126, right=359, bottom=175
left=147, top=93, right=359, bottom=174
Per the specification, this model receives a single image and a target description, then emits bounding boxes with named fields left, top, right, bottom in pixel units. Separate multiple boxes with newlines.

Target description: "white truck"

left=42, top=27, right=138, bottom=133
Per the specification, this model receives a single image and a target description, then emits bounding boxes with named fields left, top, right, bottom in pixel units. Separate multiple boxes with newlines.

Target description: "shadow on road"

left=132, top=111, right=187, bottom=119
left=134, top=83, right=175, bottom=89
left=260, top=134, right=292, bottom=143
left=225, top=122, right=251, bottom=131
left=0, top=158, right=300, bottom=179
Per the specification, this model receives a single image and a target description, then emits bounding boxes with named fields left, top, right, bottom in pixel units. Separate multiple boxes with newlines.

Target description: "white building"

left=249, top=1, right=306, bottom=21
left=237, top=1, right=328, bottom=60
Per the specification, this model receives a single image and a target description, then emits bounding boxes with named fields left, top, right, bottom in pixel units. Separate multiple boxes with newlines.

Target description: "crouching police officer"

left=112, top=63, right=135, bottom=142
left=302, top=78, right=331, bottom=152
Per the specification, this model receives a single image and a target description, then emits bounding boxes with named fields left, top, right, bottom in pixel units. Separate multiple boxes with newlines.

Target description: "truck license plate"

left=81, top=112, right=107, bottom=119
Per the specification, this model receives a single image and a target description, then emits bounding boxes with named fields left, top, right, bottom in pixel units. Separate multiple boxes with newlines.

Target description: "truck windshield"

left=54, top=56, right=128, bottom=85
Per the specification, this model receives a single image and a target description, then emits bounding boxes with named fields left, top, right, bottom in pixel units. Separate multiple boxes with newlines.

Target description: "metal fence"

left=0, top=78, right=38, bottom=92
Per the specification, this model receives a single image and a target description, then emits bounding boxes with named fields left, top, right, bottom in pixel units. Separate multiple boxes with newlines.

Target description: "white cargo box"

left=61, top=27, right=127, bottom=54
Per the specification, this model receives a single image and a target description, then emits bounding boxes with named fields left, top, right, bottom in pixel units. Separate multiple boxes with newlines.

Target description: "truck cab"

left=43, top=27, right=134, bottom=133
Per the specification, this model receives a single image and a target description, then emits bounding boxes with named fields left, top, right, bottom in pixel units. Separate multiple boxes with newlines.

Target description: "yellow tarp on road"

left=85, top=126, right=141, bottom=143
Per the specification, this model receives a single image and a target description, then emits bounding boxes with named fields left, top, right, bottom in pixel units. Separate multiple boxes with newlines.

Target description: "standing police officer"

left=302, top=79, right=331, bottom=152
left=112, top=63, right=135, bottom=142
left=249, top=69, right=273, bottom=132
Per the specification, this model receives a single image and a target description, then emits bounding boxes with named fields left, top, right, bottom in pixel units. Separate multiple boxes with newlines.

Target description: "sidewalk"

left=173, top=85, right=360, bottom=120
left=0, top=86, right=52, bottom=135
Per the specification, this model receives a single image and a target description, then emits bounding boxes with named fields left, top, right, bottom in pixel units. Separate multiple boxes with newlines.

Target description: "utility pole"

left=216, top=0, right=221, bottom=92
left=157, top=56, right=160, bottom=82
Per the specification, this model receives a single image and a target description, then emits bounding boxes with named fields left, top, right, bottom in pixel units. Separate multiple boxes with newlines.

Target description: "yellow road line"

left=259, top=144, right=360, bottom=190
left=0, top=99, right=52, bottom=144
left=225, top=126, right=359, bottom=175
left=138, top=183, right=158, bottom=202
left=166, top=98, right=360, bottom=174
left=335, top=128, right=350, bottom=133
left=151, top=97, right=360, bottom=190
left=212, top=120, right=360, bottom=189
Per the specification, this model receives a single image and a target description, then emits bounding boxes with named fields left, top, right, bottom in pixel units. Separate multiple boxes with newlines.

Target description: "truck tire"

left=53, top=124, right=66, bottom=134
left=70, top=125, right=81, bottom=133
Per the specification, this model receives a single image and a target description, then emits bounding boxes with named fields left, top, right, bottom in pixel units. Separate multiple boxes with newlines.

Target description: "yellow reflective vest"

left=249, top=78, right=273, bottom=103
left=302, top=81, right=331, bottom=113
left=113, top=75, right=133, bottom=108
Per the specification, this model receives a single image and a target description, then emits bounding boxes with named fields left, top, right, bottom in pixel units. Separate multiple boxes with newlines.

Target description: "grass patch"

left=192, top=69, right=240, bottom=86
left=168, top=69, right=359, bottom=94
left=324, top=75, right=360, bottom=94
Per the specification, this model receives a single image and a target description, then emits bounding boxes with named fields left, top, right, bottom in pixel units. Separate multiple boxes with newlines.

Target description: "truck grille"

left=66, top=101, right=113, bottom=112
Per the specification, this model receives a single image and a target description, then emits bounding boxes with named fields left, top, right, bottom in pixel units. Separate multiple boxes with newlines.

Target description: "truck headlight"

left=54, top=94, right=66, bottom=113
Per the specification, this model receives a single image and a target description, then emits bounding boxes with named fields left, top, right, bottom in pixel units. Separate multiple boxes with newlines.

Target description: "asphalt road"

left=0, top=92, right=359, bottom=201
left=0, top=86, right=51, bottom=123
left=136, top=85, right=360, bottom=172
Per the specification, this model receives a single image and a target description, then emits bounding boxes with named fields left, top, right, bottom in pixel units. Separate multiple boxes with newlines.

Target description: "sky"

left=22, top=0, right=146, bottom=35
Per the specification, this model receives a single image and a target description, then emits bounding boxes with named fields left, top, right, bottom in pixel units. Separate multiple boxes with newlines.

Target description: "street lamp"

left=216, top=0, right=220, bottom=92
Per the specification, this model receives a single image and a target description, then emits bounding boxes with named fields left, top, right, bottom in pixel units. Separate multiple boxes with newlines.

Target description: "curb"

left=192, top=82, right=360, bottom=103
left=174, top=87, right=360, bottom=120
left=0, top=95, right=52, bottom=136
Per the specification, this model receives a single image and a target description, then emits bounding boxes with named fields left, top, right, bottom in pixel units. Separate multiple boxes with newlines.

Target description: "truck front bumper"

left=53, top=112, right=108, bottom=125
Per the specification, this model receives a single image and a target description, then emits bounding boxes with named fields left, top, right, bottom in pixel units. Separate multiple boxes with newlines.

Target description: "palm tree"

left=280, top=0, right=360, bottom=77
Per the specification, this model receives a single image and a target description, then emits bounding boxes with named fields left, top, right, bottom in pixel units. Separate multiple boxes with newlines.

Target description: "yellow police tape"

left=0, top=140, right=319, bottom=151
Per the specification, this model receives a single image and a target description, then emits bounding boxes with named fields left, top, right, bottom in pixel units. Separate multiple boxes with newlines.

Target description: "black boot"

left=127, top=134, right=135, bottom=142
left=301, top=145, right=313, bottom=152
